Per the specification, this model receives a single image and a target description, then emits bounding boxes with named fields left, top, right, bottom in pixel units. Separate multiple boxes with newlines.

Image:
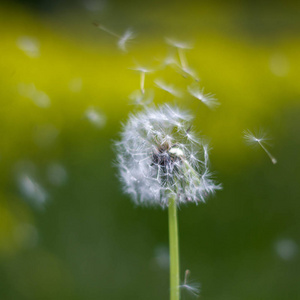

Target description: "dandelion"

left=243, top=129, right=277, bottom=164
left=154, top=79, right=182, bottom=97
left=116, top=104, right=221, bottom=300
left=188, top=84, right=219, bottom=109
left=94, top=23, right=135, bottom=52
left=180, top=270, right=200, bottom=298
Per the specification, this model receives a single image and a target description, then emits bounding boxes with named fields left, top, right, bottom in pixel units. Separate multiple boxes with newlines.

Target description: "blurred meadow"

left=0, top=0, right=300, bottom=299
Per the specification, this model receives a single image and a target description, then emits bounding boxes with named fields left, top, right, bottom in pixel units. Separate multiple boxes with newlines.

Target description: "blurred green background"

left=0, top=0, right=299, bottom=299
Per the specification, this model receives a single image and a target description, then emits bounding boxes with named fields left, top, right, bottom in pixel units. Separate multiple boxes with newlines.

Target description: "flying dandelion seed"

left=129, top=89, right=154, bottom=107
left=115, top=104, right=221, bottom=207
left=161, top=54, right=180, bottom=69
left=18, top=83, right=51, bottom=108
left=243, top=129, right=277, bottom=164
left=117, top=29, right=136, bottom=52
left=180, top=270, right=200, bottom=298
left=166, top=38, right=192, bottom=71
left=16, top=36, right=40, bottom=57
left=84, top=106, right=106, bottom=128
left=18, top=174, right=48, bottom=209
left=130, top=66, right=154, bottom=94
left=154, top=245, right=170, bottom=270
left=154, top=79, right=182, bottom=97
left=181, top=67, right=200, bottom=81
left=94, top=23, right=135, bottom=52
left=275, top=238, right=298, bottom=261
left=187, top=84, right=219, bottom=109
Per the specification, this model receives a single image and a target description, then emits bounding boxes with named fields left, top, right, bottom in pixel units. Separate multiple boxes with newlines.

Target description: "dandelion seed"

left=84, top=106, right=106, bottom=128
left=117, top=29, right=135, bottom=52
left=94, top=23, right=135, bottom=52
left=188, top=84, right=219, bottom=109
left=275, top=238, right=298, bottom=261
left=243, top=129, right=277, bottom=164
left=154, top=79, right=182, bottom=97
left=166, top=38, right=193, bottom=50
left=161, top=54, right=180, bottom=68
left=180, top=270, right=200, bottom=297
left=18, top=174, right=47, bottom=209
left=181, top=67, right=200, bottom=82
left=115, top=104, right=221, bottom=207
left=130, top=66, right=153, bottom=94
left=129, top=89, right=154, bottom=106
left=154, top=245, right=170, bottom=270
left=18, top=83, right=51, bottom=108
left=166, top=38, right=192, bottom=71
left=16, top=36, right=40, bottom=57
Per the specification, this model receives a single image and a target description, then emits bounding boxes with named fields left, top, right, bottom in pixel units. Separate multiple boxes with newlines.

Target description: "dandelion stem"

left=168, top=195, right=180, bottom=300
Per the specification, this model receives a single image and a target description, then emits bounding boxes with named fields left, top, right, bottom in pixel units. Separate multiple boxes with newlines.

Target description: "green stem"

left=168, top=195, right=180, bottom=300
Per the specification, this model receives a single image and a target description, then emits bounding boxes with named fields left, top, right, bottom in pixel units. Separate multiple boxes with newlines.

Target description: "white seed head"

left=115, top=104, right=221, bottom=208
left=188, top=84, right=219, bottom=109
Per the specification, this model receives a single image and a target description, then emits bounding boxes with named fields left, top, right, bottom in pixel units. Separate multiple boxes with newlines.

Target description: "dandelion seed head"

left=188, top=84, right=219, bottom=109
left=116, top=104, right=221, bottom=208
